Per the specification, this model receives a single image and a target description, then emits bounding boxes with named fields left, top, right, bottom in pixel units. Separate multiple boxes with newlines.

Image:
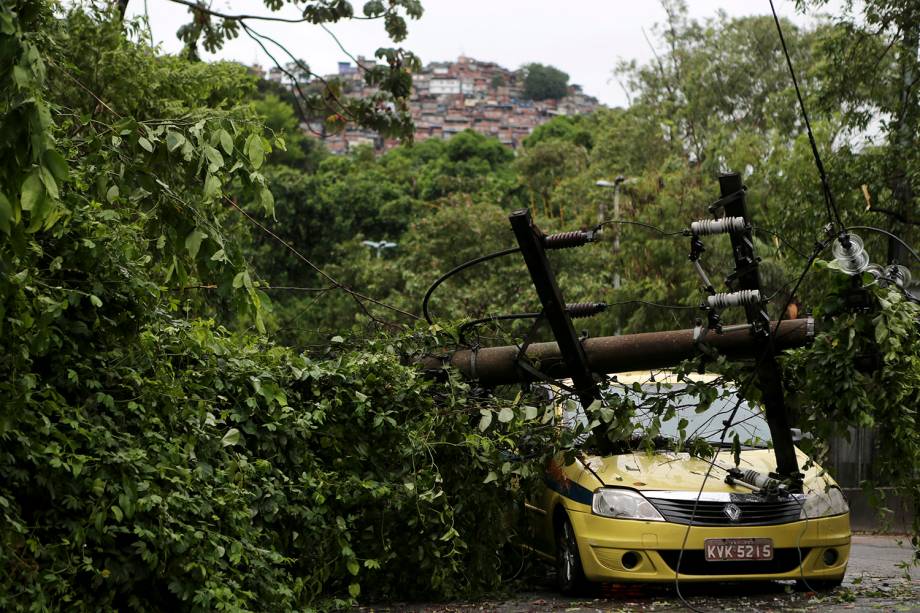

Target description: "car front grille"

left=658, top=548, right=809, bottom=575
left=646, top=496, right=801, bottom=526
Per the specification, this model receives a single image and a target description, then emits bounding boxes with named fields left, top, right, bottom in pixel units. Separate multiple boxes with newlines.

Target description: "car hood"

left=581, top=447, right=837, bottom=496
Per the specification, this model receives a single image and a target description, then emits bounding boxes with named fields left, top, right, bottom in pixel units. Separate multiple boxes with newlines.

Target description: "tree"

left=515, top=140, right=588, bottom=220
left=523, top=114, right=595, bottom=151
left=615, top=1, right=820, bottom=173
left=802, top=0, right=920, bottom=265
left=251, top=93, right=328, bottom=171
left=522, top=62, right=569, bottom=100
left=251, top=131, right=523, bottom=343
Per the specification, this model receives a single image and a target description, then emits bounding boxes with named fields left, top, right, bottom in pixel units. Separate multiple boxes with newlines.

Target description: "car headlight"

left=799, top=486, right=849, bottom=519
left=592, top=488, right=665, bottom=521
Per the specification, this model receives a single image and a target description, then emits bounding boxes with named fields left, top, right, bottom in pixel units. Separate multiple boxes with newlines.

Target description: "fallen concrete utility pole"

left=420, top=318, right=813, bottom=387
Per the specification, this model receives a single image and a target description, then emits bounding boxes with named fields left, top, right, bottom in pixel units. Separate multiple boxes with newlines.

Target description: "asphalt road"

left=364, top=535, right=918, bottom=612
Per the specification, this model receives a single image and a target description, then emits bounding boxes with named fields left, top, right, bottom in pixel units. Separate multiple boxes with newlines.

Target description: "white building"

left=430, top=78, right=461, bottom=95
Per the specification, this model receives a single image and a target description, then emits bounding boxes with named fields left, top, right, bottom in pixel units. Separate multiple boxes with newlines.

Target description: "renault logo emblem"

left=723, top=503, right=742, bottom=522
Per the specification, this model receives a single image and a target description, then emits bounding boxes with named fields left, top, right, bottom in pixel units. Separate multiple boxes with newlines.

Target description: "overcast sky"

left=130, top=1, right=828, bottom=107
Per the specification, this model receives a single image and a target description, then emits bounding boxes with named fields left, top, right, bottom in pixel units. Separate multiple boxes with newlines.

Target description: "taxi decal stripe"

left=544, top=476, right=593, bottom=506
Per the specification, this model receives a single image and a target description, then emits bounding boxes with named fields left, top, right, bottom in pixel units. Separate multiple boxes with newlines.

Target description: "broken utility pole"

left=508, top=208, right=603, bottom=415
left=421, top=174, right=814, bottom=486
left=419, top=318, right=813, bottom=386
left=716, top=172, right=801, bottom=484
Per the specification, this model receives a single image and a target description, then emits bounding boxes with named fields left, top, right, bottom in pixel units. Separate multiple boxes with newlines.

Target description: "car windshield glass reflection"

left=561, top=383, right=771, bottom=449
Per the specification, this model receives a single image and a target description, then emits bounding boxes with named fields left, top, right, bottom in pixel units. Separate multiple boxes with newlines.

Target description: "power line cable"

left=612, top=299, right=698, bottom=311
left=845, top=225, right=920, bottom=266
left=673, top=236, right=833, bottom=611
left=670, top=15, right=865, bottom=598
left=752, top=226, right=812, bottom=260
left=422, top=247, right=521, bottom=325
left=225, top=196, right=419, bottom=322
left=593, top=219, right=686, bottom=237
left=457, top=312, right=540, bottom=347
left=457, top=298, right=702, bottom=346
left=768, top=0, right=844, bottom=232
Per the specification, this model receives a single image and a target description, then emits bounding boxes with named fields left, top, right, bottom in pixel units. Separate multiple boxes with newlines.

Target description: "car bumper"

left=568, top=510, right=850, bottom=583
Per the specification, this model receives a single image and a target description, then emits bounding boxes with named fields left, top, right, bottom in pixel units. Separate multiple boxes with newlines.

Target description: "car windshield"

left=560, top=382, right=772, bottom=449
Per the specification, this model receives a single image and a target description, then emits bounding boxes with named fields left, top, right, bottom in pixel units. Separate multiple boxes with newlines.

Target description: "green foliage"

left=251, top=93, right=328, bottom=172
left=1, top=0, right=66, bottom=235
left=521, top=62, right=569, bottom=101
left=515, top=139, right=588, bottom=219
left=0, top=314, right=547, bottom=609
left=782, top=267, right=920, bottom=553
left=4, top=0, right=920, bottom=609
left=172, top=0, right=423, bottom=138
left=803, top=0, right=920, bottom=264
left=249, top=130, right=525, bottom=340
left=0, top=2, right=561, bottom=609
left=523, top=114, right=594, bottom=150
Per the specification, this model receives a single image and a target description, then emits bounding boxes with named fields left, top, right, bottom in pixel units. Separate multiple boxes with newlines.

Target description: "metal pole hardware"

left=718, top=172, right=801, bottom=484
left=508, top=209, right=609, bottom=449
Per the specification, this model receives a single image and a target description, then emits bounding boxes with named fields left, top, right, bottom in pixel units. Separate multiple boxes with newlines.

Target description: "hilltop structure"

left=254, top=55, right=600, bottom=153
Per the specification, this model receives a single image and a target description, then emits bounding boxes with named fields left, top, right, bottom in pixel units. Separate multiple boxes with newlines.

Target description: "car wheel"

left=556, top=515, right=589, bottom=595
left=795, top=577, right=843, bottom=592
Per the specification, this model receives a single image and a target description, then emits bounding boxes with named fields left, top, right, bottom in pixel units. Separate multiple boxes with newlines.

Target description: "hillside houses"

left=253, top=55, right=600, bottom=154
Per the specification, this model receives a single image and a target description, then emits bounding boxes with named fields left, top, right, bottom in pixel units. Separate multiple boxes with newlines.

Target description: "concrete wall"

left=827, top=427, right=915, bottom=533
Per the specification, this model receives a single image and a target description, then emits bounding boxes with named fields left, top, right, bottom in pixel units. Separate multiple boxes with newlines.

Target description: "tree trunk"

left=113, top=0, right=130, bottom=20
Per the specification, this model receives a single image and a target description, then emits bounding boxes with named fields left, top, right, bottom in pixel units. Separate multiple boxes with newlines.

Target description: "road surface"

left=363, top=534, right=918, bottom=612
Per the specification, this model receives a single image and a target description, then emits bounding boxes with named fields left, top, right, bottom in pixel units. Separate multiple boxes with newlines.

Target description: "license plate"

left=704, top=538, right=773, bottom=561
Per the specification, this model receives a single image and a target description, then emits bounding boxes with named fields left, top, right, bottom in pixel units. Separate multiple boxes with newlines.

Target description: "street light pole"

left=596, top=176, right=628, bottom=290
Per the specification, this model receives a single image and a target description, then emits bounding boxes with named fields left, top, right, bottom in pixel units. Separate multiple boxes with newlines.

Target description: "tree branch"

left=164, top=0, right=311, bottom=23
left=163, top=0, right=385, bottom=23
left=241, top=22, right=370, bottom=136
left=223, top=196, right=420, bottom=324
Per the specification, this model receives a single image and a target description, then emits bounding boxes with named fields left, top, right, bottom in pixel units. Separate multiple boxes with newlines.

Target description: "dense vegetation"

left=0, top=0, right=917, bottom=610
left=521, top=62, right=570, bottom=101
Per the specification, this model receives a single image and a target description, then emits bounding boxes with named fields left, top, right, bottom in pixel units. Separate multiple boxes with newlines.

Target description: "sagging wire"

left=672, top=389, right=748, bottom=613
left=423, top=227, right=601, bottom=325
left=458, top=303, right=608, bottom=347
left=422, top=247, right=521, bottom=325
left=458, top=298, right=706, bottom=373
left=753, top=226, right=813, bottom=260
left=429, top=220, right=690, bottom=330
left=593, top=219, right=686, bottom=237
left=846, top=225, right=920, bottom=267
left=224, top=196, right=420, bottom=323
left=458, top=311, right=541, bottom=347
left=617, top=299, right=699, bottom=311
left=825, top=224, right=920, bottom=301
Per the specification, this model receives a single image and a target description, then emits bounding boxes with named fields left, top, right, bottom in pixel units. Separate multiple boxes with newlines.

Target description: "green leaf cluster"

left=782, top=269, right=920, bottom=551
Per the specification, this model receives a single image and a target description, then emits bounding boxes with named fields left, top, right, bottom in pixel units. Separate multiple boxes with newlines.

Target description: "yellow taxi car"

left=525, top=372, right=850, bottom=594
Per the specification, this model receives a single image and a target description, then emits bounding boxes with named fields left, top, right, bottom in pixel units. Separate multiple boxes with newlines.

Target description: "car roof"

left=557, top=370, right=724, bottom=389
left=611, top=370, right=723, bottom=386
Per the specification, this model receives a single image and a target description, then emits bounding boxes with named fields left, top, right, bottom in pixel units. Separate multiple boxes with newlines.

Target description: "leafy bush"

left=1, top=314, right=541, bottom=610
left=782, top=265, right=920, bottom=552
left=0, top=4, right=542, bottom=610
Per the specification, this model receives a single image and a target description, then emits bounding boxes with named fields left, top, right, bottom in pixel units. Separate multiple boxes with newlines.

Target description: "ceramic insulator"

left=707, top=290, right=761, bottom=309
left=690, top=216, right=747, bottom=236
